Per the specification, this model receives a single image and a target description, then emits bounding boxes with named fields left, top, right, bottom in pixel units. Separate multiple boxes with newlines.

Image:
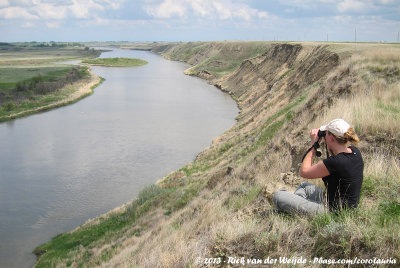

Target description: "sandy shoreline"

left=0, top=70, right=102, bottom=122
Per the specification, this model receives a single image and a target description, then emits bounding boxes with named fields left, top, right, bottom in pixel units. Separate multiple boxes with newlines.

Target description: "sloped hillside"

left=34, top=42, right=400, bottom=267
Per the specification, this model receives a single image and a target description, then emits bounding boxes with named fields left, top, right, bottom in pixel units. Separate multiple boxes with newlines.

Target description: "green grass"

left=0, top=75, right=104, bottom=122
left=81, top=57, right=148, bottom=67
left=167, top=41, right=272, bottom=78
left=218, top=142, right=234, bottom=154
left=179, top=161, right=211, bottom=178
left=236, top=92, right=307, bottom=161
left=379, top=201, right=400, bottom=226
left=0, top=66, right=90, bottom=114
left=310, top=203, right=400, bottom=260
left=377, top=99, right=400, bottom=115
left=34, top=184, right=168, bottom=267
left=0, top=44, right=104, bottom=122
left=0, top=47, right=100, bottom=68
left=34, top=180, right=205, bottom=266
left=279, top=67, right=295, bottom=80
left=307, top=153, right=400, bottom=260
left=0, top=66, right=75, bottom=92
left=226, top=184, right=262, bottom=211
left=170, top=182, right=202, bottom=211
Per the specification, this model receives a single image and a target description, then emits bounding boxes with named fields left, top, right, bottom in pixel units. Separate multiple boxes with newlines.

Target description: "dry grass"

left=361, top=46, right=400, bottom=63
left=314, top=51, right=400, bottom=138
left=34, top=42, right=400, bottom=267
left=150, top=43, right=399, bottom=267
left=355, top=82, right=400, bottom=136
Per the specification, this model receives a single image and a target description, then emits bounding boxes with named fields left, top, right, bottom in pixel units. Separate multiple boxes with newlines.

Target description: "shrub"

left=125, top=184, right=167, bottom=220
left=13, top=67, right=87, bottom=96
left=378, top=200, right=400, bottom=227
left=3, top=102, right=14, bottom=111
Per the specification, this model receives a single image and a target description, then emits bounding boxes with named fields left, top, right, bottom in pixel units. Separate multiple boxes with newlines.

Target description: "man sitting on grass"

left=273, top=119, right=364, bottom=215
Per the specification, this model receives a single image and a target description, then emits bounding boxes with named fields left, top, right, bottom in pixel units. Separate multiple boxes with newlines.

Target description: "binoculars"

left=317, top=130, right=326, bottom=138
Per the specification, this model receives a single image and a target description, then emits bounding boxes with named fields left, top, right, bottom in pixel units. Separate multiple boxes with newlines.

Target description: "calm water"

left=0, top=49, right=238, bottom=267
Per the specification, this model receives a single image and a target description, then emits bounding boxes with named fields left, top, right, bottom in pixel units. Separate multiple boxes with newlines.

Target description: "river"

left=0, top=48, right=238, bottom=267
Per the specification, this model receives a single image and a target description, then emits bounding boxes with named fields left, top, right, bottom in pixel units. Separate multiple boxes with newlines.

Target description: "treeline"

left=14, top=67, right=88, bottom=95
left=0, top=44, right=101, bottom=58
left=25, top=41, right=84, bottom=47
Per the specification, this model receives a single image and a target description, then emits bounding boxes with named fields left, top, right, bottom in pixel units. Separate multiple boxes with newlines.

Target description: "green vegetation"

left=33, top=184, right=168, bottom=267
left=0, top=67, right=76, bottom=92
left=0, top=44, right=100, bottom=66
left=0, top=66, right=92, bottom=121
left=0, top=44, right=102, bottom=122
left=33, top=180, right=204, bottom=267
left=81, top=57, right=148, bottom=67
left=225, top=184, right=262, bottom=211
left=5, top=41, right=85, bottom=48
left=165, top=41, right=272, bottom=78
left=16, top=67, right=86, bottom=94
left=0, top=75, right=104, bottom=122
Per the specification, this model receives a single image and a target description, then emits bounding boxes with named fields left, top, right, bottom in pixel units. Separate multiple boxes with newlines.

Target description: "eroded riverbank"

left=0, top=48, right=238, bottom=268
left=32, top=41, right=400, bottom=267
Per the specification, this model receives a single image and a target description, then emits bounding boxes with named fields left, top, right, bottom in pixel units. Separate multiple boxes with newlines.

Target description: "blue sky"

left=1, top=0, right=399, bottom=42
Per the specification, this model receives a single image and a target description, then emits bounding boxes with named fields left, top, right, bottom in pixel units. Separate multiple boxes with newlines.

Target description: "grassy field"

left=81, top=57, right=148, bottom=67
left=0, top=67, right=74, bottom=92
left=0, top=43, right=102, bottom=121
left=33, top=41, right=400, bottom=267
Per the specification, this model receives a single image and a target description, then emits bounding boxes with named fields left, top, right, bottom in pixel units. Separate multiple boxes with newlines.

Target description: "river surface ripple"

left=0, top=48, right=238, bottom=267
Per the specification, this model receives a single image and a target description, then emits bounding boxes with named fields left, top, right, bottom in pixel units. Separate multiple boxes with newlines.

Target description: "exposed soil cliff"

left=34, top=42, right=400, bottom=267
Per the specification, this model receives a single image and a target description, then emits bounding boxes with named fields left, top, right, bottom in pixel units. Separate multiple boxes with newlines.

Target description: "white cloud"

left=0, top=0, right=9, bottom=8
left=144, top=0, right=269, bottom=22
left=212, top=1, right=232, bottom=19
left=333, top=15, right=353, bottom=24
left=278, top=0, right=317, bottom=9
left=101, top=0, right=124, bottom=10
left=1, top=0, right=125, bottom=20
left=69, top=0, right=105, bottom=19
left=0, top=0, right=126, bottom=31
left=33, top=3, right=68, bottom=19
left=338, top=0, right=368, bottom=13
left=0, top=6, right=38, bottom=19
left=144, top=0, right=186, bottom=18
left=11, top=0, right=34, bottom=6
left=379, top=0, right=395, bottom=4
left=46, top=20, right=62, bottom=28
left=22, top=21, right=35, bottom=27
left=191, top=0, right=211, bottom=17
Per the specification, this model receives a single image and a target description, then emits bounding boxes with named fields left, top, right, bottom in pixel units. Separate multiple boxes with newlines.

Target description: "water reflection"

left=0, top=48, right=238, bottom=267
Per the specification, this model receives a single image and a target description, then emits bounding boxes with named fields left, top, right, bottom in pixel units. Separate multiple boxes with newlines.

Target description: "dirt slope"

left=34, top=42, right=400, bottom=267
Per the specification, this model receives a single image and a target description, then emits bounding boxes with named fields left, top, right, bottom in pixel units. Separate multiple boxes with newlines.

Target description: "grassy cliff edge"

left=34, top=42, right=400, bottom=267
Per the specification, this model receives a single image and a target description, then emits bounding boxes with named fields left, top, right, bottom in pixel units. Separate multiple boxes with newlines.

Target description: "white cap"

left=319, top=119, right=350, bottom=137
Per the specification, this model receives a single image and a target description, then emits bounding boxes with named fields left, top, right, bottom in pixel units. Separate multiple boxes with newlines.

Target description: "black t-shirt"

left=322, top=146, right=364, bottom=211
